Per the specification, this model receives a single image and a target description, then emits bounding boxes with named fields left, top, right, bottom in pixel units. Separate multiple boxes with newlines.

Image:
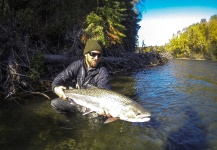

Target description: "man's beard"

left=87, top=59, right=99, bottom=68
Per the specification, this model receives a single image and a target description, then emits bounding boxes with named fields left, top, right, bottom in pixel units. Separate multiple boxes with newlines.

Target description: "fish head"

left=122, top=105, right=151, bottom=122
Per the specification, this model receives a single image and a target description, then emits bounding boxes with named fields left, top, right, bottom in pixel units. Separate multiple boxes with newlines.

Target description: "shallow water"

left=1, top=59, right=217, bottom=150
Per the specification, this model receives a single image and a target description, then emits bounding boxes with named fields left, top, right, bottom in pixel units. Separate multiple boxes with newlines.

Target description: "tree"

left=166, top=14, right=217, bottom=60
left=85, top=0, right=127, bottom=47
left=0, top=0, right=144, bottom=98
left=208, top=15, right=217, bottom=59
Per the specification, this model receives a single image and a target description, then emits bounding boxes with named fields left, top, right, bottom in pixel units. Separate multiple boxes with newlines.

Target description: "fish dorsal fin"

left=104, top=117, right=120, bottom=124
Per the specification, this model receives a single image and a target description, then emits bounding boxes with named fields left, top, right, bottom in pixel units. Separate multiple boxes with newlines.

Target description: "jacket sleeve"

left=51, top=61, right=80, bottom=92
left=96, top=67, right=111, bottom=90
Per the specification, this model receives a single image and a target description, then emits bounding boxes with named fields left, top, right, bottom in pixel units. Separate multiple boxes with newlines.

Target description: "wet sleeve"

left=51, top=61, right=79, bottom=92
left=96, top=67, right=111, bottom=90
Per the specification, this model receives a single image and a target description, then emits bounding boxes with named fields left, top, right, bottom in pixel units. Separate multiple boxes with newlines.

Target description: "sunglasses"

left=88, top=51, right=102, bottom=58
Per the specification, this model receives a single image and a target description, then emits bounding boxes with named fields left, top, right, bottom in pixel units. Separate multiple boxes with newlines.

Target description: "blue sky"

left=137, top=0, right=217, bottom=46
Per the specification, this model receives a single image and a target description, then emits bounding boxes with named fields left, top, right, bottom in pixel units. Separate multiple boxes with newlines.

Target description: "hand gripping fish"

left=64, top=88, right=151, bottom=124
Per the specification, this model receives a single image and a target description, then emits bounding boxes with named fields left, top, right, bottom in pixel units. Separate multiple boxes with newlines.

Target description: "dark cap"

left=83, top=39, right=102, bottom=55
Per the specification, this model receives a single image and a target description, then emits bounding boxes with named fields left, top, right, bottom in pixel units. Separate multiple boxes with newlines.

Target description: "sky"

left=137, top=0, right=217, bottom=46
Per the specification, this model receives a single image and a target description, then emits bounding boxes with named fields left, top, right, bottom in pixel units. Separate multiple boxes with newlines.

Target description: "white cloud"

left=138, top=7, right=217, bottom=46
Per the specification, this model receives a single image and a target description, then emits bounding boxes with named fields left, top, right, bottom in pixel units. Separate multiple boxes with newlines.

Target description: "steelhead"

left=64, top=88, right=151, bottom=123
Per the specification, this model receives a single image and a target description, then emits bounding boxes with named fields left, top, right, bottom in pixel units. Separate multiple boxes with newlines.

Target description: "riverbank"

left=43, top=51, right=170, bottom=77
left=0, top=50, right=170, bottom=101
left=106, top=52, right=169, bottom=75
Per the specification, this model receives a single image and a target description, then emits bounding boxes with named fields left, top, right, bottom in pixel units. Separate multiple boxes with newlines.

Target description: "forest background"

left=1, top=0, right=168, bottom=100
left=143, top=15, right=217, bottom=60
left=3, top=0, right=215, bottom=100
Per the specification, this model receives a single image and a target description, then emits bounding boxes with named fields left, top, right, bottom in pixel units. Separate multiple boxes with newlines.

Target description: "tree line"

left=165, top=15, right=217, bottom=60
left=0, top=0, right=146, bottom=99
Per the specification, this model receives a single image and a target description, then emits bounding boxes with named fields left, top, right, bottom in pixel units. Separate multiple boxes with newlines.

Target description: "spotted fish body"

left=64, top=88, right=151, bottom=123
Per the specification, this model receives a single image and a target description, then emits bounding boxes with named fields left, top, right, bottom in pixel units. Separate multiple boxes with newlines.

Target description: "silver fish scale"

left=65, top=88, right=134, bottom=106
left=65, top=88, right=143, bottom=112
left=64, top=88, right=151, bottom=122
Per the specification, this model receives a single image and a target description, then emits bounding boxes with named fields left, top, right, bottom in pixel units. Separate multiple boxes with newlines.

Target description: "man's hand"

left=54, top=86, right=67, bottom=100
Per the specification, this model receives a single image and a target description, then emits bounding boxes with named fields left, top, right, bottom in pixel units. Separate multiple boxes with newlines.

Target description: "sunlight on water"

left=0, top=59, right=217, bottom=149
left=133, top=60, right=217, bottom=149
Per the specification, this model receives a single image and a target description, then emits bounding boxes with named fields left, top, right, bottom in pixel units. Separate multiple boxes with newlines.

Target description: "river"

left=1, top=59, right=217, bottom=150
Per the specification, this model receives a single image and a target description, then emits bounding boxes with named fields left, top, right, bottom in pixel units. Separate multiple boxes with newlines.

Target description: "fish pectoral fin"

left=82, top=110, right=94, bottom=115
left=104, top=117, right=120, bottom=124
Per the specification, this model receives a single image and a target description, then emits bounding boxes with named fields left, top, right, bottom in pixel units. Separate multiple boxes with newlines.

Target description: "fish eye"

left=136, top=113, right=141, bottom=116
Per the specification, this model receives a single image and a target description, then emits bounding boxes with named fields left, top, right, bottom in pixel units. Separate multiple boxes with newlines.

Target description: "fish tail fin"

left=82, top=110, right=94, bottom=115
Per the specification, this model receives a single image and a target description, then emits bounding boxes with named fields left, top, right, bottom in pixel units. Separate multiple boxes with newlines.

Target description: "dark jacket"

left=52, top=59, right=110, bottom=91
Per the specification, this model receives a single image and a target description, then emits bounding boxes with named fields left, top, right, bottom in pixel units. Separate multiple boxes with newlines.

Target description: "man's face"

left=85, top=50, right=102, bottom=68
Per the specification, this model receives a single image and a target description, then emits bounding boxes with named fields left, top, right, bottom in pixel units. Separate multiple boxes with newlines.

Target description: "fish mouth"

left=139, top=114, right=151, bottom=122
left=128, top=116, right=150, bottom=122
left=142, top=116, right=151, bottom=122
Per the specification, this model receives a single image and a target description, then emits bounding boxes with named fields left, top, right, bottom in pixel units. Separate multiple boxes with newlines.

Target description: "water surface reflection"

left=1, top=59, right=217, bottom=149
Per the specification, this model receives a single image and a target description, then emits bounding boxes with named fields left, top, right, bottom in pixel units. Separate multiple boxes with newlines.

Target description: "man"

left=51, top=39, right=110, bottom=113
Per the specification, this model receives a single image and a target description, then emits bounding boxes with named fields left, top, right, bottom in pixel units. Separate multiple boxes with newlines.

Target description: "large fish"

left=64, top=88, right=151, bottom=123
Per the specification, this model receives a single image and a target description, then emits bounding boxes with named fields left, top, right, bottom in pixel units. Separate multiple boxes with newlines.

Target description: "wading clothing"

left=51, top=59, right=110, bottom=114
